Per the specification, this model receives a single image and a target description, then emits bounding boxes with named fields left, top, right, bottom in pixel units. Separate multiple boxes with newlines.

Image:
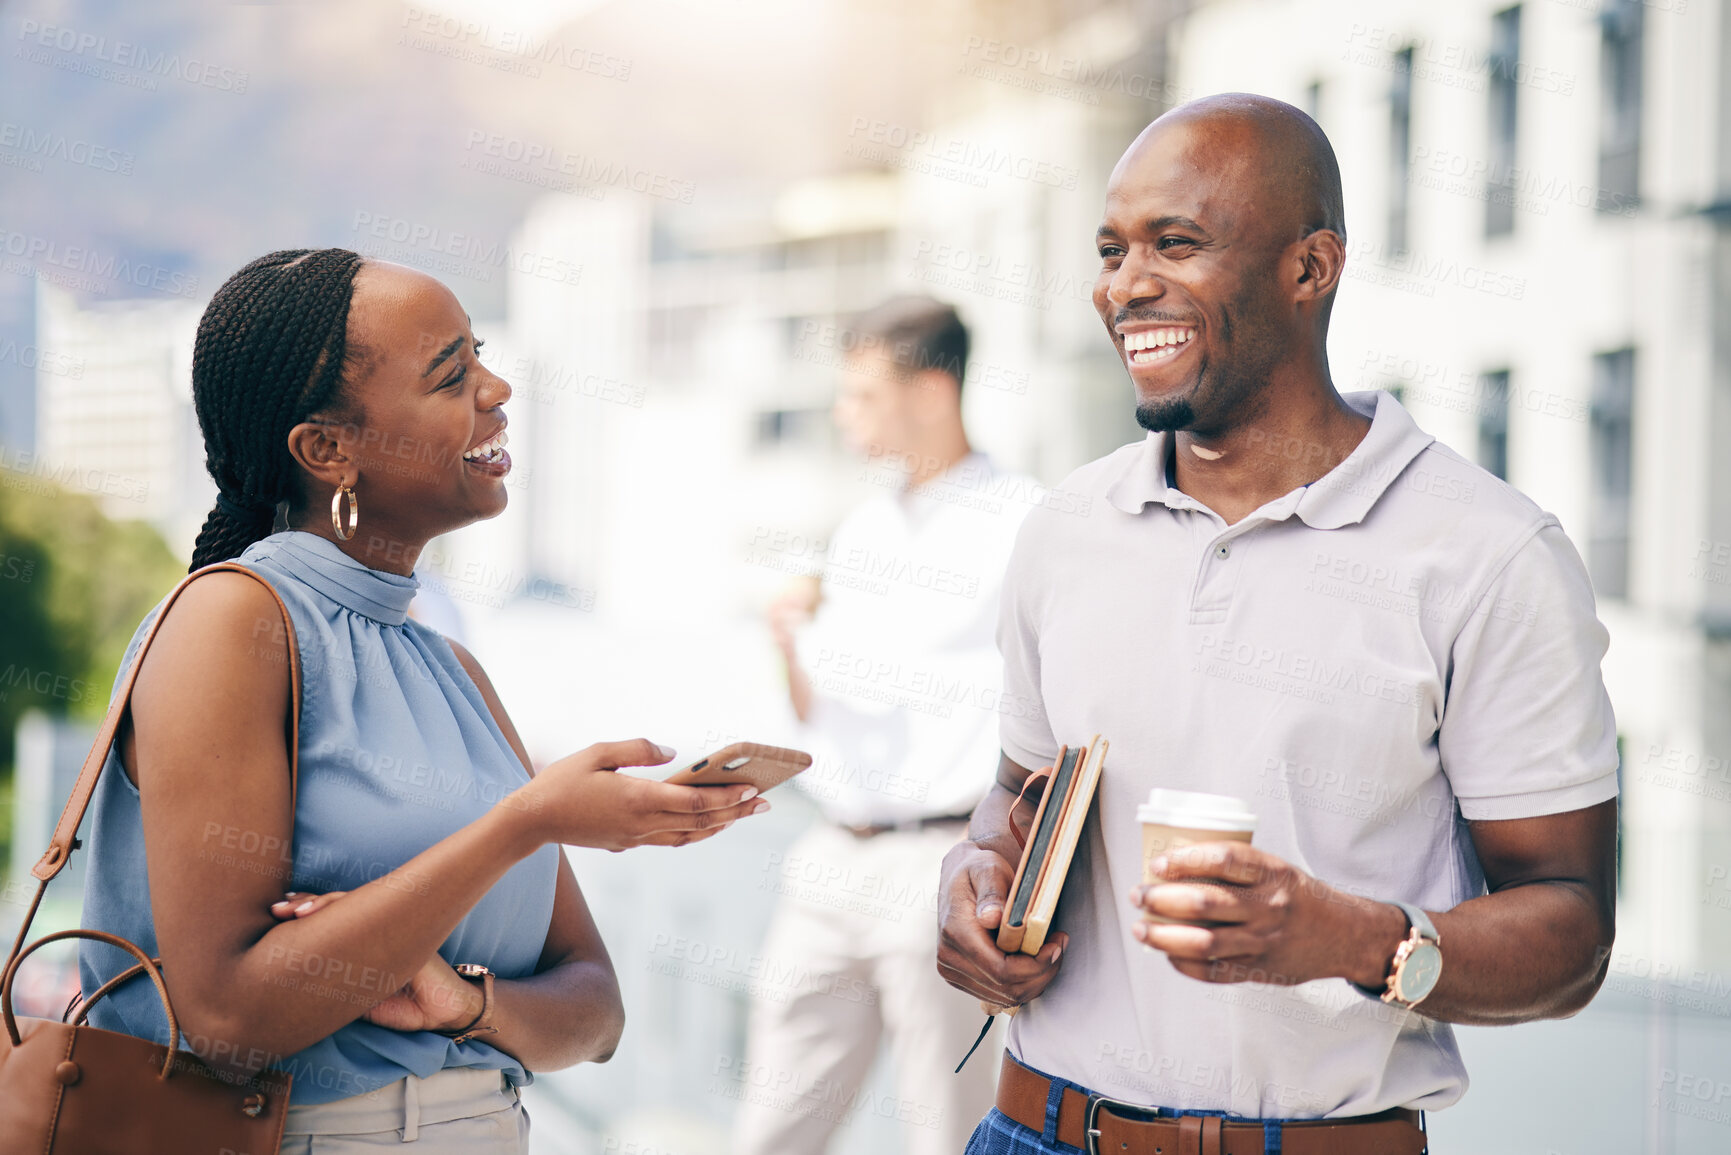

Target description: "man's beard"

left=1135, top=395, right=1195, bottom=432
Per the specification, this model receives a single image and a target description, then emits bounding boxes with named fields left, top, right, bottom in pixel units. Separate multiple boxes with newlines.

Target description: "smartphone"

left=663, top=741, right=812, bottom=793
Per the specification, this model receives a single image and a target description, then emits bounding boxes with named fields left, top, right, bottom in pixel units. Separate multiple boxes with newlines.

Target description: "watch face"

left=1396, top=942, right=1443, bottom=1003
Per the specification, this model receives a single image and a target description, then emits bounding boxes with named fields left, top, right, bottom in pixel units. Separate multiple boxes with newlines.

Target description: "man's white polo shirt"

left=997, top=390, right=1619, bottom=1118
left=796, top=453, right=1038, bottom=826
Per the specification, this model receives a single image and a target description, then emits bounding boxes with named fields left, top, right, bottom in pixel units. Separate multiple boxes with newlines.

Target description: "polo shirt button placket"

left=1189, top=534, right=1241, bottom=624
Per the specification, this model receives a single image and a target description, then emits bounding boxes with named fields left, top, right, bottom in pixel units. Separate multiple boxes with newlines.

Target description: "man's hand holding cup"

left=1129, top=789, right=1406, bottom=990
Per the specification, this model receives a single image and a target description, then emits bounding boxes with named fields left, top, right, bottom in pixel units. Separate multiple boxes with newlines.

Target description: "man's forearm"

left=1367, top=881, right=1611, bottom=1026
left=972, top=750, right=1050, bottom=864
left=1139, top=802, right=1616, bottom=1027
left=968, top=782, right=1022, bottom=862
left=1338, top=803, right=1616, bottom=1026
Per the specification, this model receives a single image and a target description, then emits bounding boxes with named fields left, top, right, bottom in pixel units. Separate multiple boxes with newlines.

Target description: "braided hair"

left=188, top=249, right=367, bottom=571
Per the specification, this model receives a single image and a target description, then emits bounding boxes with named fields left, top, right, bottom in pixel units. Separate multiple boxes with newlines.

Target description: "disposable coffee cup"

left=1137, top=788, right=1257, bottom=925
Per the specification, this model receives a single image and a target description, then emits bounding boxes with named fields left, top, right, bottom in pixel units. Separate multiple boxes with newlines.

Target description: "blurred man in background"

left=734, top=297, right=1033, bottom=1155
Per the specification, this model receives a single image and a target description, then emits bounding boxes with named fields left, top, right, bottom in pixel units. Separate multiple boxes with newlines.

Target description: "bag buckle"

left=1083, top=1092, right=1165, bottom=1155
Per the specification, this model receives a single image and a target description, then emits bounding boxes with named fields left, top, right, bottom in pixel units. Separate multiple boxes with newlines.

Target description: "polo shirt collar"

left=1103, top=390, right=1435, bottom=529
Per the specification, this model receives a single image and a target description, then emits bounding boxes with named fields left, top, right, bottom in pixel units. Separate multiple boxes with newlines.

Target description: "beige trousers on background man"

left=732, top=820, right=1002, bottom=1155
left=279, top=1066, right=529, bottom=1152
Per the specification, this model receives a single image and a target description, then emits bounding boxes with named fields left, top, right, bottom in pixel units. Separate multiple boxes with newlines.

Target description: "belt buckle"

left=1083, top=1093, right=1164, bottom=1155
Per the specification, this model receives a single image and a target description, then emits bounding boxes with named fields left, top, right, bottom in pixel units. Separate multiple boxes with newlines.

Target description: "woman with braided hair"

left=76, top=250, right=770, bottom=1152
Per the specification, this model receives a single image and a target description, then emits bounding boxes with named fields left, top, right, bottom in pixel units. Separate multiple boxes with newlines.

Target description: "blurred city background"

left=1, top=0, right=1727, bottom=1151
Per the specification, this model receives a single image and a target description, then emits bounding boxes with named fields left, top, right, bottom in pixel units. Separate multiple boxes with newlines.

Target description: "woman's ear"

left=286, top=419, right=356, bottom=489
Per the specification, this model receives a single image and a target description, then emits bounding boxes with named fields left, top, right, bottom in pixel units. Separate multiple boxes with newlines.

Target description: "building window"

left=1588, top=348, right=1636, bottom=599
left=1598, top=0, right=1643, bottom=212
left=1486, top=6, right=1522, bottom=237
left=1387, top=49, right=1414, bottom=255
left=1477, top=370, right=1510, bottom=480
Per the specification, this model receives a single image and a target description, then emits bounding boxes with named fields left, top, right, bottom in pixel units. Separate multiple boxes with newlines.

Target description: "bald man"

left=937, top=94, right=1618, bottom=1154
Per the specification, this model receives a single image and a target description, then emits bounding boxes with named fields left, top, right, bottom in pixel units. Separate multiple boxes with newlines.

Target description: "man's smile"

left=1119, top=325, right=1196, bottom=369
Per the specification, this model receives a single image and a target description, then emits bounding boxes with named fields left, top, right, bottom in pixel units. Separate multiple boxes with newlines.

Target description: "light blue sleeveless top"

left=77, top=531, right=560, bottom=1105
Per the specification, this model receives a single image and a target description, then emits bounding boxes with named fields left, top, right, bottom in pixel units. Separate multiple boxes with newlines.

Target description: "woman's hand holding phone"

left=508, top=738, right=770, bottom=852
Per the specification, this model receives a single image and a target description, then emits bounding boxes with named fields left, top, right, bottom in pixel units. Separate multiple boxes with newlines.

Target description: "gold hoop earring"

left=330, top=485, right=359, bottom=541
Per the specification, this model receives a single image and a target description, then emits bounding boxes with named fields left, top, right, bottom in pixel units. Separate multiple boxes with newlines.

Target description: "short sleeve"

left=1439, top=521, right=1620, bottom=820
left=995, top=515, right=1059, bottom=772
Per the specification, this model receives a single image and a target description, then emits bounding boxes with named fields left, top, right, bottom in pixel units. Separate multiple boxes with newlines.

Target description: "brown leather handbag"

left=0, top=562, right=303, bottom=1154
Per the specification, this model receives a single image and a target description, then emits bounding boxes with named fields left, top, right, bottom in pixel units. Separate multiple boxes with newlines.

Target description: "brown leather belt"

left=837, top=812, right=972, bottom=838
left=995, top=1051, right=1427, bottom=1154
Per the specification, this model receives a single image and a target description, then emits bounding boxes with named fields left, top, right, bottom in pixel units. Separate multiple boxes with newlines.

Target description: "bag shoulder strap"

left=6, top=562, right=302, bottom=962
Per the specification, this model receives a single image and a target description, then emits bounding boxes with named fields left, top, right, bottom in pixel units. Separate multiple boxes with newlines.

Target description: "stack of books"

left=996, top=735, right=1108, bottom=956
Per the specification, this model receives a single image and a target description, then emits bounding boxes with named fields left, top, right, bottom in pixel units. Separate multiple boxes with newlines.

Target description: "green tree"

left=0, top=471, right=183, bottom=873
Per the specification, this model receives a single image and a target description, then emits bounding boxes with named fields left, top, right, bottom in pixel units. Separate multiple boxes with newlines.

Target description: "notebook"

left=996, top=735, right=1108, bottom=956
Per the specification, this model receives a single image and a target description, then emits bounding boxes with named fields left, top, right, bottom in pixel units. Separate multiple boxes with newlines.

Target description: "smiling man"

left=936, top=94, right=1620, bottom=1154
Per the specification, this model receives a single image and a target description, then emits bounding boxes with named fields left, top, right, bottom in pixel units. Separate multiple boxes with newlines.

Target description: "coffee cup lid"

left=1136, top=788, right=1257, bottom=832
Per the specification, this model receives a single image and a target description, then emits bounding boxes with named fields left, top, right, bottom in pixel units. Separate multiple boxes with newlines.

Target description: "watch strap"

left=1390, top=900, right=1439, bottom=944
left=442, top=966, right=498, bottom=1044
left=1382, top=901, right=1441, bottom=1009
